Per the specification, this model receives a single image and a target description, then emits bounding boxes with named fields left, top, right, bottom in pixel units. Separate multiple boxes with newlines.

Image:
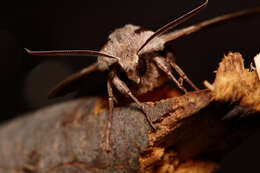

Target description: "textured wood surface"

left=1, top=53, right=260, bottom=173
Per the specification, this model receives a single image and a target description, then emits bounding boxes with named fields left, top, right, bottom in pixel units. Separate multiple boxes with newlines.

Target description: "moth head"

left=118, top=54, right=141, bottom=84
left=97, top=56, right=118, bottom=71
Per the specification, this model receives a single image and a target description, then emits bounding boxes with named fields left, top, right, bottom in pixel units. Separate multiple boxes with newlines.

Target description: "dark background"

left=1, top=0, right=260, bottom=172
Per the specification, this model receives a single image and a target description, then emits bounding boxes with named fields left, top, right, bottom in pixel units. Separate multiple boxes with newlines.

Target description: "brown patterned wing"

left=25, top=48, right=120, bottom=98
left=48, top=63, right=98, bottom=98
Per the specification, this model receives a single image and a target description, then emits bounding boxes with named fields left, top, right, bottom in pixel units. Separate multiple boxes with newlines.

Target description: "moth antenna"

left=137, top=0, right=208, bottom=54
left=25, top=48, right=120, bottom=61
left=161, top=7, right=260, bottom=43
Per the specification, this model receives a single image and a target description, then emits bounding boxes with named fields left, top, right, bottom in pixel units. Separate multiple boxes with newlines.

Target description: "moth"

left=25, top=0, right=260, bottom=150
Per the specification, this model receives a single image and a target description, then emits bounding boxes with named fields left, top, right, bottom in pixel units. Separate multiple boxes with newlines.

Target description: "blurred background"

left=1, top=0, right=260, bottom=172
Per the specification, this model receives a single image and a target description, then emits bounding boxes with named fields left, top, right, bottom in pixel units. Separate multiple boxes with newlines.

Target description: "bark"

left=1, top=52, right=260, bottom=173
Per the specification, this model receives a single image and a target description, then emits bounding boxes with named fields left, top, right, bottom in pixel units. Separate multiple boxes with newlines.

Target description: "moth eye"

left=116, top=63, right=128, bottom=81
left=137, top=56, right=146, bottom=76
left=128, top=69, right=134, bottom=74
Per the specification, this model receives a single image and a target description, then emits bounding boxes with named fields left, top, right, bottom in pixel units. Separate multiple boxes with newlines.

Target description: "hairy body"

left=101, top=24, right=167, bottom=95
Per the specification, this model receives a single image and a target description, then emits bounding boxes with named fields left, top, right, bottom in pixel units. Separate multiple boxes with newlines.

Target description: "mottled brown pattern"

left=1, top=88, right=260, bottom=172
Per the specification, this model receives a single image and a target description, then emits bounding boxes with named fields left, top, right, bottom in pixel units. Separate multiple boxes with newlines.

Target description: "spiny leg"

left=153, top=56, right=188, bottom=93
left=166, top=52, right=199, bottom=91
left=111, top=74, right=156, bottom=130
left=104, top=79, right=115, bottom=151
left=171, top=62, right=199, bottom=90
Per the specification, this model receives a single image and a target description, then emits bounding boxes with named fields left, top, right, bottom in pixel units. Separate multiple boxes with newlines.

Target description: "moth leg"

left=153, top=56, right=188, bottom=93
left=178, top=77, right=184, bottom=86
left=104, top=79, right=115, bottom=152
left=111, top=75, right=156, bottom=130
left=166, top=52, right=199, bottom=91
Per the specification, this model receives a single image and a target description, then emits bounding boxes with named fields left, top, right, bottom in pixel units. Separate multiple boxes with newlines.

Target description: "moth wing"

left=48, top=63, right=98, bottom=98
left=24, top=49, right=120, bottom=98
